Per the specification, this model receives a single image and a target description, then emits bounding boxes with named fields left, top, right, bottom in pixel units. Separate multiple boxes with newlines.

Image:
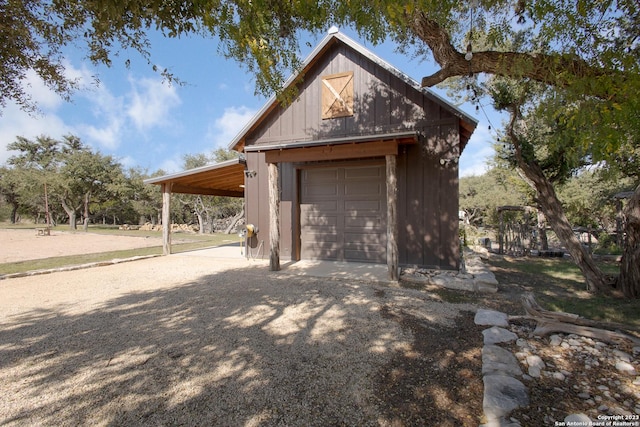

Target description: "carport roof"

left=144, top=158, right=245, bottom=197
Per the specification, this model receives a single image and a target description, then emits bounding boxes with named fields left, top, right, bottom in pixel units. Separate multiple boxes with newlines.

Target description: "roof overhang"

left=244, top=131, right=419, bottom=163
left=144, top=158, right=246, bottom=197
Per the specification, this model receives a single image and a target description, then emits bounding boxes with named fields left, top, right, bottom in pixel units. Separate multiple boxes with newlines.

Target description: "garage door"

left=300, top=164, right=386, bottom=263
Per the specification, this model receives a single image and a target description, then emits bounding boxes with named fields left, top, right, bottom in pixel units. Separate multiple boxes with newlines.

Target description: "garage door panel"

left=344, top=246, right=386, bottom=261
left=344, top=182, right=383, bottom=195
left=304, top=183, right=339, bottom=197
left=301, top=243, right=340, bottom=260
left=301, top=164, right=386, bottom=263
left=303, top=231, right=338, bottom=243
left=345, top=216, right=383, bottom=228
left=345, top=200, right=382, bottom=211
left=301, top=200, right=338, bottom=212
left=344, top=166, right=382, bottom=178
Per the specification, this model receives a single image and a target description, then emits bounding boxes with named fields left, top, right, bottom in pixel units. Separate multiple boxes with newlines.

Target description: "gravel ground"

left=0, top=254, right=480, bottom=426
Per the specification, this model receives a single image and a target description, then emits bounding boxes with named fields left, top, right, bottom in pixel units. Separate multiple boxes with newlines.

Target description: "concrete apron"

left=280, top=260, right=391, bottom=283
left=181, top=246, right=391, bottom=283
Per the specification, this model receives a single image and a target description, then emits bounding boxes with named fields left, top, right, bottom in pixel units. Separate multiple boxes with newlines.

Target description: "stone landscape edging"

left=0, top=255, right=161, bottom=280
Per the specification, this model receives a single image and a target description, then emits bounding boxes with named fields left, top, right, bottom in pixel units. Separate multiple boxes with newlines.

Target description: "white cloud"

left=126, top=77, right=181, bottom=132
left=207, top=106, right=257, bottom=148
left=159, top=157, right=182, bottom=174
left=460, top=123, right=495, bottom=177
left=76, top=84, right=125, bottom=150
left=0, top=104, right=71, bottom=165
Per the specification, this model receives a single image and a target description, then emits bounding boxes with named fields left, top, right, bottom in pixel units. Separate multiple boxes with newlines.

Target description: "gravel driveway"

left=0, top=254, right=478, bottom=426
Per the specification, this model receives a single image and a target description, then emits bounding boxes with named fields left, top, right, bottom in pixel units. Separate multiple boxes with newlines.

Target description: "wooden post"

left=162, top=183, right=172, bottom=255
left=386, top=155, right=399, bottom=281
left=268, top=163, right=280, bottom=271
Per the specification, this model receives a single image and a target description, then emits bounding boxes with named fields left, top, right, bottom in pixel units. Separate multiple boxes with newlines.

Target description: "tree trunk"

left=617, top=183, right=640, bottom=298
left=195, top=212, right=204, bottom=234
left=82, top=191, right=90, bottom=232
left=506, top=107, right=610, bottom=293
left=225, top=205, right=244, bottom=234
left=537, top=207, right=549, bottom=251
left=61, top=199, right=78, bottom=230
left=520, top=161, right=610, bottom=292
left=10, top=202, right=19, bottom=224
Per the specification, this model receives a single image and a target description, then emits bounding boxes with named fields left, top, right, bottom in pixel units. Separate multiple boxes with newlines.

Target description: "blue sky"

left=0, top=27, right=500, bottom=176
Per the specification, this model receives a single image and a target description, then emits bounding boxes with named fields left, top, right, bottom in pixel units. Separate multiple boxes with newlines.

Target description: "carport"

left=143, top=158, right=246, bottom=255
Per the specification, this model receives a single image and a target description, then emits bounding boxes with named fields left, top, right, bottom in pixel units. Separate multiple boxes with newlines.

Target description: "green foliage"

left=2, top=0, right=638, bottom=112
left=459, top=168, right=531, bottom=226
left=0, top=135, right=175, bottom=227
left=556, top=170, right=635, bottom=230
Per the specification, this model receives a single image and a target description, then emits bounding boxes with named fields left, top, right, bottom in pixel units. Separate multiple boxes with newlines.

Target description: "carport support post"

left=162, top=183, right=172, bottom=255
left=268, top=162, right=280, bottom=271
left=386, top=154, right=399, bottom=281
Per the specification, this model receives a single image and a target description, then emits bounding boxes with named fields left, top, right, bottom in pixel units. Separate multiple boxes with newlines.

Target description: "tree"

left=2, top=135, right=126, bottom=229
left=0, top=166, right=24, bottom=223
left=3, top=1, right=638, bottom=110
left=3, top=136, right=64, bottom=223
left=178, top=150, right=243, bottom=234
left=459, top=168, right=530, bottom=227
left=487, top=77, right=640, bottom=295
left=56, top=138, right=123, bottom=230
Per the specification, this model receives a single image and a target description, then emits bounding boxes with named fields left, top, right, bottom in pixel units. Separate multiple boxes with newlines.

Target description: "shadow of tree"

left=0, top=261, right=484, bottom=426
left=0, top=266, right=417, bottom=426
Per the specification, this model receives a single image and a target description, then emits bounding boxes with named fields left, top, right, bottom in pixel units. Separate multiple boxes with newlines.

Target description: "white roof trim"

left=227, top=30, right=477, bottom=151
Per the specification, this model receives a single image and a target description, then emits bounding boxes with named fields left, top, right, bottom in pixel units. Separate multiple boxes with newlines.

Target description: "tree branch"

left=410, top=12, right=621, bottom=99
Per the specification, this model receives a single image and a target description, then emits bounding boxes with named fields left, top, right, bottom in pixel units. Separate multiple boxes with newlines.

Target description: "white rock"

left=550, top=335, right=563, bottom=346
left=613, top=349, right=632, bottom=363
left=616, top=361, right=637, bottom=375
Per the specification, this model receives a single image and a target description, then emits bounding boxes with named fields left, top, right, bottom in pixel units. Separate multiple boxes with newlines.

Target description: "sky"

left=0, top=27, right=501, bottom=177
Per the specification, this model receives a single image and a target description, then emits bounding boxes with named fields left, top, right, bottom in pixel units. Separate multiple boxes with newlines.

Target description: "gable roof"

left=229, top=28, right=477, bottom=152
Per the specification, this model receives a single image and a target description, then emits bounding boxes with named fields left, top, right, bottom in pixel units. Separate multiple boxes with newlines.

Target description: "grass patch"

left=487, top=256, right=640, bottom=329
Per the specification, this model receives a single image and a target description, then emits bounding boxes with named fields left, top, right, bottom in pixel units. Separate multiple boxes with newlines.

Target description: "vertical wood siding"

left=244, top=39, right=462, bottom=269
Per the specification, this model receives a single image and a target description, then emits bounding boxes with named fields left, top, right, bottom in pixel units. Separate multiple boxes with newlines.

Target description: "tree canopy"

left=2, top=0, right=638, bottom=111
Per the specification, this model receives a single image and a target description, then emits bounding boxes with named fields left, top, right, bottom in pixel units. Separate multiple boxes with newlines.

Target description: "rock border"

left=400, top=250, right=498, bottom=293
left=0, top=255, right=160, bottom=280
left=475, top=308, right=640, bottom=426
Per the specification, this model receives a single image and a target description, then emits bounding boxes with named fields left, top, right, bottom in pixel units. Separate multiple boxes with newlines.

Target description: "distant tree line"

left=0, top=135, right=242, bottom=232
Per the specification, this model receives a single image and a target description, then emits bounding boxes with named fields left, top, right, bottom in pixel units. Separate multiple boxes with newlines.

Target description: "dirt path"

left=0, top=229, right=163, bottom=263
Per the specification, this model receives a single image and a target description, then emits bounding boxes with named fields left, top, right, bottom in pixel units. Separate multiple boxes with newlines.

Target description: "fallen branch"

left=514, top=292, right=640, bottom=345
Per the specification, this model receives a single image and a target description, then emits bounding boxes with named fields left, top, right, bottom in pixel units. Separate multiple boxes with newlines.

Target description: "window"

left=321, top=72, right=354, bottom=119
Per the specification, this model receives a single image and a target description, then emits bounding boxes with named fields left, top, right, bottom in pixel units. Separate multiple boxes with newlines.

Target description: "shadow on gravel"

left=0, top=267, right=483, bottom=426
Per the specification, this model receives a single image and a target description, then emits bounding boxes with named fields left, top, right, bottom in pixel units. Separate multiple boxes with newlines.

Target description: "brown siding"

left=243, top=43, right=460, bottom=148
left=397, top=125, right=460, bottom=270
left=243, top=38, right=463, bottom=269
left=245, top=152, right=295, bottom=261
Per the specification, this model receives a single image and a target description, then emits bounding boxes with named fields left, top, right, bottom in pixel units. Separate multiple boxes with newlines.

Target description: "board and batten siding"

left=243, top=39, right=463, bottom=270
left=245, top=42, right=457, bottom=151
